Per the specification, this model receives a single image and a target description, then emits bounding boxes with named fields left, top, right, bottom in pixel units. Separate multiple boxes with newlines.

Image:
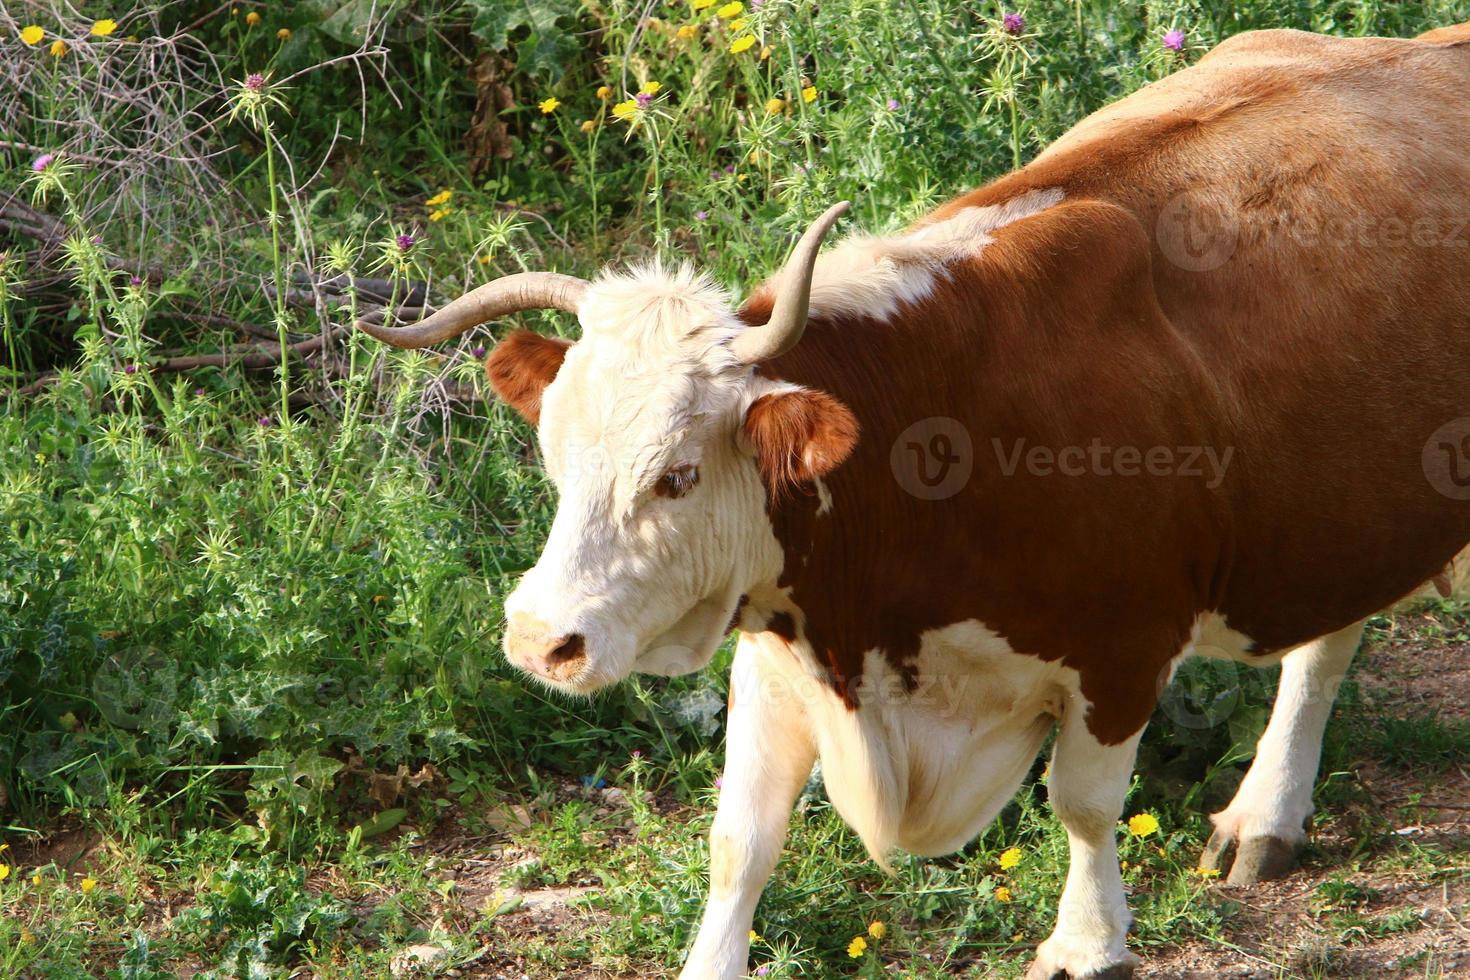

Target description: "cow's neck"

left=748, top=314, right=964, bottom=705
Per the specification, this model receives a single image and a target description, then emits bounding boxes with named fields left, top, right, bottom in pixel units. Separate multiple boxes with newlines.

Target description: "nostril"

left=546, top=633, right=586, bottom=667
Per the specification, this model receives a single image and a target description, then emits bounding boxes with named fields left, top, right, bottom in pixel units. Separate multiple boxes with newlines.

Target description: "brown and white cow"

left=359, top=24, right=1470, bottom=979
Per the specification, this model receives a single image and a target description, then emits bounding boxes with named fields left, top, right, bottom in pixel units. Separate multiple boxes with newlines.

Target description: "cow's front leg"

left=1201, top=621, right=1363, bottom=884
left=680, top=635, right=816, bottom=980
left=1028, top=707, right=1144, bottom=980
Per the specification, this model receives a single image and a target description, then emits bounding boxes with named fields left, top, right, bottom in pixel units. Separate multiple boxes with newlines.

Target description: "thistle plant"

left=981, top=11, right=1040, bottom=168
left=227, top=71, right=294, bottom=422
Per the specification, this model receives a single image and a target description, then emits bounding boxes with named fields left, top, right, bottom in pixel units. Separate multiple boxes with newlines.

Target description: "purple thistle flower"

left=129, top=275, right=143, bottom=287
left=472, top=346, right=486, bottom=358
left=396, top=233, right=415, bottom=253
left=258, top=416, right=273, bottom=427
left=724, top=164, right=735, bottom=174
left=1002, top=11, right=1026, bottom=35
left=91, top=235, right=103, bottom=246
left=1162, top=28, right=1186, bottom=51
left=886, top=98, right=901, bottom=110
left=756, top=968, right=770, bottom=977
left=123, top=364, right=137, bottom=375
left=635, top=91, right=653, bottom=109
left=31, top=153, right=56, bottom=172
left=714, top=775, right=723, bottom=788
left=694, top=210, right=708, bottom=221
left=194, top=387, right=207, bottom=397
left=630, top=749, right=643, bottom=760
left=244, top=72, right=265, bottom=92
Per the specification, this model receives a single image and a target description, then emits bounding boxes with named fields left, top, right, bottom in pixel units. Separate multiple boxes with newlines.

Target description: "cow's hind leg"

left=680, top=635, right=816, bottom=980
left=1201, top=621, right=1364, bottom=885
left=1027, top=708, right=1144, bottom=980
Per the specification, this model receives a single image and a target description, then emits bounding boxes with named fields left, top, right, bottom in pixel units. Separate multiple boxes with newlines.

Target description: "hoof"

left=1200, top=829, right=1301, bottom=885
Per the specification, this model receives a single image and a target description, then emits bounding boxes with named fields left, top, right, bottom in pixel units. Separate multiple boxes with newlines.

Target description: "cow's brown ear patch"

left=742, top=388, right=859, bottom=493
left=484, top=331, right=573, bottom=425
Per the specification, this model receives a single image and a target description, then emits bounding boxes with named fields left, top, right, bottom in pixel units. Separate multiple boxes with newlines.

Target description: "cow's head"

left=356, top=204, right=858, bottom=693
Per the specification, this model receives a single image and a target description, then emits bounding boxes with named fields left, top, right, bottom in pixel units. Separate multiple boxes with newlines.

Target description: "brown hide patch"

left=741, top=200, right=1227, bottom=742
left=484, top=331, right=572, bottom=425
left=742, top=388, right=859, bottom=495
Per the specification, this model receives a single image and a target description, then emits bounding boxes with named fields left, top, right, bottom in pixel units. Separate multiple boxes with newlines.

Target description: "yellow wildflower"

left=998, top=847, right=1022, bottom=870
left=717, top=1, right=743, bottom=18
left=20, top=25, right=45, bottom=45
left=91, top=19, right=118, bottom=37
left=31, top=873, right=41, bottom=886
left=692, top=0, right=716, bottom=9
left=1194, top=866, right=1221, bottom=878
left=428, top=208, right=450, bottom=222
left=730, top=17, right=748, bottom=30
left=538, top=96, right=560, bottom=114
left=1127, top=812, right=1160, bottom=838
left=867, top=921, right=887, bottom=940
left=730, top=35, right=755, bottom=53
left=245, top=11, right=261, bottom=26
left=677, top=24, right=697, bottom=39
left=277, top=28, right=291, bottom=40
left=639, top=80, right=661, bottom=95
left=995, top=885, right=1013, bottom=902
left=847, top=935, right=867, bottom=958
left=749, top=929, right=763, bottom=943
left=80, top=877, right=97, bottom=894
left=50, top=39, right=68, bottom=57
left=478, top=255, right=492, bottom=265
left=20, top=927, right=34, bottom=943
left=0, top=865, right=9, bottom=881
left=759, top=45, right=772, bottom=60
left=596, top=84, right=612, bottom=100
left=425, top=189, right=452, bottom=207
left=765, top=97, right=785, bottom=114
left=612, top=99, right=639, bottom=121
left=580, top=119, right=596, bottom=133
left=802, top=86, right=818, bottom=104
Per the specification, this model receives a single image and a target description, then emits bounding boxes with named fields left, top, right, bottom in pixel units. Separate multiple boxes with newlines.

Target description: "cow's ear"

left=485, top=331, right=573, bottom=425
left=741, top=387, right=859, bottom=493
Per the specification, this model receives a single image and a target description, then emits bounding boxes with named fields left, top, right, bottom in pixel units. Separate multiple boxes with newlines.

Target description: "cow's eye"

left=655, top=464, right=699, bottom=499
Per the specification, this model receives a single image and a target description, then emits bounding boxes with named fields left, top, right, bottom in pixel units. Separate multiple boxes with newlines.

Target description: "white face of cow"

left=492, top=265, right=858, bottom=694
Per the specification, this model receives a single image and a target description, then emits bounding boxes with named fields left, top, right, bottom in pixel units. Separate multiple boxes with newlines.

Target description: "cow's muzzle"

left=505, top=616, right=588, bottom=683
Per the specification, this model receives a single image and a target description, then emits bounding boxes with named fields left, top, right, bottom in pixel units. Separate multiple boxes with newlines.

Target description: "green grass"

left=4, top=0, right=1470, bottom=975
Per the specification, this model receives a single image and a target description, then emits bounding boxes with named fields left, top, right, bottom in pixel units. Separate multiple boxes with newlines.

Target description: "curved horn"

left=731, top=201, right=850, bottom=364
left=354, top=272, right=589, bottom=349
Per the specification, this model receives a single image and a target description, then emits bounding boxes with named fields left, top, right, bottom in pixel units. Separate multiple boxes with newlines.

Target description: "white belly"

left=750, top=620, right=1081, bottom=861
